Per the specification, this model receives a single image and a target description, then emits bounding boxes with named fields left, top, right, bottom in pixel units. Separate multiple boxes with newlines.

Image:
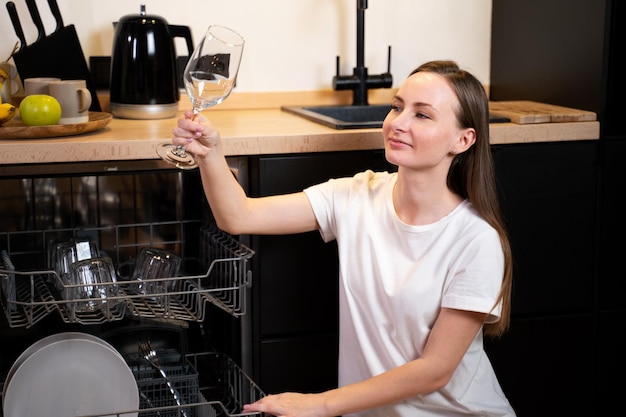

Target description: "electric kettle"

left=110, top=5, right=193, bottom=119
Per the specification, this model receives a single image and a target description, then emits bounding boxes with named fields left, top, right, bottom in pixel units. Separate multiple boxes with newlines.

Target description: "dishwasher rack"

left=0, top=220, right=254, bottom=328
left=0, top=351, right=265, bottom=417
left=126, top=351, right=265, bottom=417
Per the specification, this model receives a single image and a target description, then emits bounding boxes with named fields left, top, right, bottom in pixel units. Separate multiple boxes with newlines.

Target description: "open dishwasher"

left=0, top=159, right=264, bottom=417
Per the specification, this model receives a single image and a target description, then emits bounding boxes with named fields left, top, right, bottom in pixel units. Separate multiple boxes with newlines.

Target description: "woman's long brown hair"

left=411, top=61, right=513, bottom=337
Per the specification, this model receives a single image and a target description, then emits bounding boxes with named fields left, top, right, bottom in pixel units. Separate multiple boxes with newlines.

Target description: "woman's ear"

left=454, top=128, right=476, bottom=154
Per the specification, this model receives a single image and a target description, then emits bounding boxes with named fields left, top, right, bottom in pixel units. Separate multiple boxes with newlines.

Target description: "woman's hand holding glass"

left=171, top=110, right=222, bottom=162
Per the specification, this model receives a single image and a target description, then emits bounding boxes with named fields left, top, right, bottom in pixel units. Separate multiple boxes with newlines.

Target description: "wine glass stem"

left=173, top=107, right=201, bottom=155
left=191, top=106, right=201, bottom=120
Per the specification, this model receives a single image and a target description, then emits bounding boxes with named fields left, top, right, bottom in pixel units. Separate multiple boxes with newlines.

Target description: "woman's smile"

left=387, top=135, right=412, bottom=149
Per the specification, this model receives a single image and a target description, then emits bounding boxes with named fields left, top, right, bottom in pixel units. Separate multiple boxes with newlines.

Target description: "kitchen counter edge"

left=0, top=107, right=600, bottom=166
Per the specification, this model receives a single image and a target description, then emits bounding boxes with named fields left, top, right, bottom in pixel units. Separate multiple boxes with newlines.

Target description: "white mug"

left=23, top=77, right=61, bottom=96
left=48, top=79, right=92, bottom=125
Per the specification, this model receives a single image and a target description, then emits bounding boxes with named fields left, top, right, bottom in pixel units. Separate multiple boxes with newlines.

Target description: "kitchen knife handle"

left=47, top=0, right=64, bottom=31
left=25, top=0, right=46, bottom=41
left=6, top=1, right=27, bottom=51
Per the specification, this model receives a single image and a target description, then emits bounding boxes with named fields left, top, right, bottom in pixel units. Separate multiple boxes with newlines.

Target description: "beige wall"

left=0, top=0, right=493, bottom=92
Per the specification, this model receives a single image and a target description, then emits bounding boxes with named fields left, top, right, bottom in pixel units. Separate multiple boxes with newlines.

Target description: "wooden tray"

left=489, top=101, right=597, bottom=124
left=0, top=112, right=112, bottom=139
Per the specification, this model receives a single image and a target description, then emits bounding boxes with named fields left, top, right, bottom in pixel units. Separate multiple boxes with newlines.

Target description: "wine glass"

left=157, top=25, right=245, bottom=169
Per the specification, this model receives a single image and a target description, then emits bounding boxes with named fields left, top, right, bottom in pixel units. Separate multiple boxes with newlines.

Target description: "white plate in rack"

left=2, top=332, right=127, bottom=406
left=3, top=333, right=138, bottom=417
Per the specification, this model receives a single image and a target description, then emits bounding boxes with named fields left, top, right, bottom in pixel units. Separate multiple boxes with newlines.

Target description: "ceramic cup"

left=48, top=79, right=92, bottom=125
left=23, top=77, right=61, bottom=96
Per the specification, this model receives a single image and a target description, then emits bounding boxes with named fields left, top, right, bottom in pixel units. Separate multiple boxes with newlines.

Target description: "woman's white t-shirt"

left=304, top=170, right=515, bottom=417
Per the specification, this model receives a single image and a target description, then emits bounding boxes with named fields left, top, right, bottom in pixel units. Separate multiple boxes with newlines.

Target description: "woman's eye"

left=416, top=112, right=431, bottom=119
left=390, top=104, right=402, bottom=112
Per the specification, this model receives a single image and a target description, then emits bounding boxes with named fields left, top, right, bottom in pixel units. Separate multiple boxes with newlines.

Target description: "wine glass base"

left=156, top=144, right=198, bottom=170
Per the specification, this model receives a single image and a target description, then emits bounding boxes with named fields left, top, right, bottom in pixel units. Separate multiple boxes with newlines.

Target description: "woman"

left=171, top=60, right=515, bottom=417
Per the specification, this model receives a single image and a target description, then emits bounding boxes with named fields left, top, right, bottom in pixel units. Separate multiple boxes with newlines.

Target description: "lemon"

left=19, top=94, right=62, bottom=126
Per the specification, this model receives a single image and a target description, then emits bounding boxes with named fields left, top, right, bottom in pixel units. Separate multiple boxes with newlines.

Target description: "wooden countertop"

left=0, top=92, right=600, bottom=165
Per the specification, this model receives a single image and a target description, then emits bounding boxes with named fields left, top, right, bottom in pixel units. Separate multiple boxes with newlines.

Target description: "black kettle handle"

left=169, top=25, right=194, bottom=56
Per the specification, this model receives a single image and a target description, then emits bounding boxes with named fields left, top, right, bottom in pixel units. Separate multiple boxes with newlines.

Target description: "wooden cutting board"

left=488, top=100, right=596, bottom=124
left=0, top=112, right=112, bottom=139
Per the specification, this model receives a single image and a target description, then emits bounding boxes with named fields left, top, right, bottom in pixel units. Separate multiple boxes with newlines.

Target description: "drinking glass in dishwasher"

left=53, top=237, right=99, bottom=297
left=68, top=256, right=120, bottom=312
left=130, top=247, right=181, bottom=298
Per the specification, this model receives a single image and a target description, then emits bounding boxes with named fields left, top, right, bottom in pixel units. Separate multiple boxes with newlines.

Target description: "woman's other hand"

left=243, top=392, right=328, bottom=417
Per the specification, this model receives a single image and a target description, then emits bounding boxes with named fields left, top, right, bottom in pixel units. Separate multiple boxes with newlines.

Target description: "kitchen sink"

left=282, top=104, right=510, bottom=129
left=282, top=104, right=392, bottom=129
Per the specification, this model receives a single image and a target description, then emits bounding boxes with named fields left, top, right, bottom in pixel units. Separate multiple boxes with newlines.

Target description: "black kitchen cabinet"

left=594, top=139, right=626, bottom=417
left=490, top=0, right=605, bottom=114
left=485, top=315, right=595, bottom=416
left=491, top=141, right=597, bottom=317
left=248, top=151, right=396, bottom=394
left=597, top=310, right=626, bottom=415
left=485, top=140, right=598, bottom=416
left=598, top=140, right=626, bottom=310
left=490, top=0, right=624, bottom=415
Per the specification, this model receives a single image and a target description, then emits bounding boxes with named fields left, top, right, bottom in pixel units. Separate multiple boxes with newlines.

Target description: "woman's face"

left=382, top=71, right=470, bottom=172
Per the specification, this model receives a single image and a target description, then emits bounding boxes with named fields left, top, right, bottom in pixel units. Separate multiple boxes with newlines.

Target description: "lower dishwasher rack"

left=127, top=352, right=265, bottom=417
left=0, top=351, right=265, bottom=417
left=0, top=221, right=254, bottom=328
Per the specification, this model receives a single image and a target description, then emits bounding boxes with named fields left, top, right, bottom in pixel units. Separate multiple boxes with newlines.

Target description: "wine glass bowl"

left=157, top=25, right=244, bottom=169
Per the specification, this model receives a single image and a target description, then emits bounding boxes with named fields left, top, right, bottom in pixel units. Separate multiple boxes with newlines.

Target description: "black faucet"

left=332, top=0, right=393, bottom=106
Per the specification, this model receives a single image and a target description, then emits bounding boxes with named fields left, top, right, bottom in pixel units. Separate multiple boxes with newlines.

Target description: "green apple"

left=19, top=94, right=62, bottom=126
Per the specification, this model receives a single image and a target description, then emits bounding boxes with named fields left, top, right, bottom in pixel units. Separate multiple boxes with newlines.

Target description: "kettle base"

left=111, top=102, right=179, bottom=120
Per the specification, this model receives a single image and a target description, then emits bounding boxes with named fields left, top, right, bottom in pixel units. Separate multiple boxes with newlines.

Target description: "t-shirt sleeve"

left=303, top=171, right=381, bottom=243
left=442, top=228, right=505, bottom=323
left=303, top=179, right=340, bottom=243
